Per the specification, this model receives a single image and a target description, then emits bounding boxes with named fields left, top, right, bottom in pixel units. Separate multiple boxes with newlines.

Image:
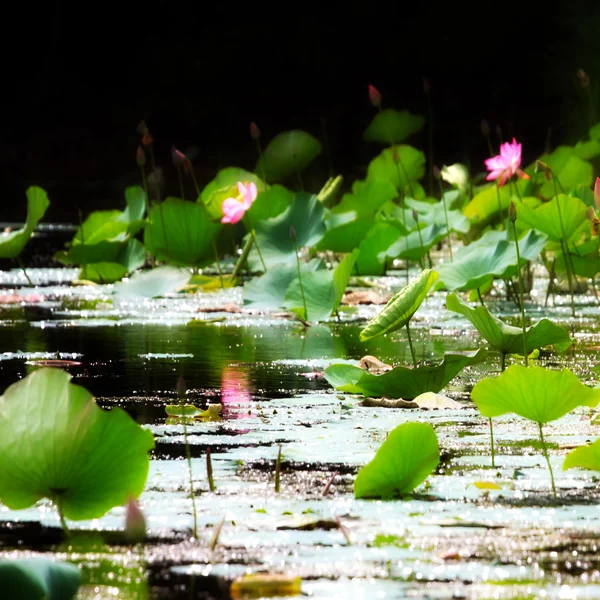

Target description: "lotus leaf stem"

left=405, top=321, right=418, bottom=368
left=438, top=184, right=453, bottom=262
left=510, top=219, right=528, bottom=366
left=292, top=235, right=308, bottom=321
left=18, top=257, right=33, bottom=287
left=538, top=422, right=557, bottom=498
left=243, top=213, right=267, bottom=273
left=275, top=444, right=282, bottom=493
left=55, top=495, right=70, bottom=537
left=207, top=448, right=216, bottom=492
left=489, top=418, right=496, bottom=469
left=495, top=182, right=504, bottom=230
left=232, top=236, right=254, bottom=281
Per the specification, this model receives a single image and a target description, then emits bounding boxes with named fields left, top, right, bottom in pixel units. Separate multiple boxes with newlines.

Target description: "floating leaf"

left=0, top=187, right=50, bottom=259
left=446, top=293, right=572, bottom=355
left=114, top=266, right=190, bottom=299
left=471, top=365, right=600, bottom=424
left=563, top=438, right=600, bottom=472
left=255, top=130, right=322, bottom=182
left=144, top=198, right=221, bottom=267
left=363, top=109, right=426, bottom=144
left=230, top=573, right=302, bottom=599
left=248, top=193, right=326, bottom=270
left=0, top=368, right=154, bottom=520
left=165, top=404, right=201, bottom=417
left=354, top=422, right=439, bottom=499
left=469, top=481, right=502, bottom=490
left=359, top=269, right=438, bottom=341
left=324, top=350, right=487, bottom=399
left=0, top=558, right=81, bottom=600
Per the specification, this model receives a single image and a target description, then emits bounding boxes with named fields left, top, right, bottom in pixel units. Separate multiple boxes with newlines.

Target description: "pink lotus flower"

left=221, top=182, right=258, bottom=224
left=124, top=496, right=146, bottom=543
left=594, top=177, right=600, bottom=210
left=484, top=138, right=530, bottom=187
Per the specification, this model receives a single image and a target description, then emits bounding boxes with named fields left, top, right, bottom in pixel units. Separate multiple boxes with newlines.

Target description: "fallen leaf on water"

left=469, top=481, right=503, bottom=490
left=196, top=303, right=242, bottom=314
left=0, top=293, right=45, bottom=304
left=342, top=290, right=392, bottom=305
left=413, top=392, right=464, bottom=410
left=26, top=359, right=82, bottom=367
left=230, top=574, right=302, bottom=599
left=358, top=355, right=392, bottom=373
left=361, top=398, right=419, bottom=409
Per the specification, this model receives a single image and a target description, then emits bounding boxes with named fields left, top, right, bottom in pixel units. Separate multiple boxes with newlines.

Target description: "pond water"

left=1, top=267, right=600, bottom=599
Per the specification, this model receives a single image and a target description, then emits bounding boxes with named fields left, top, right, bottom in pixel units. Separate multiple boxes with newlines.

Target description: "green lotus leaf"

left=114, top=266, right=191, bottom=299
left=0, top=558, right=81, bottom=600
left=471, top=365, right=600, bottom=424
left=384, top=223, right=448, bottom=263
left=144, top=198, right=221, bottom=266
left=354, top=422, right=439, bottom=499
left=463, top=179, right=531, bottom=226
left=359, top=269, right=438, bottom=341
left=573, top=140, right=600, bottom=161
left=366, top=145, right=425, bottom=193
left=78, top=239, right=146, bottom=284
left=0, top=187, right=50, bottom=259
left=0, top=368, right=154, bottom=520
left=354, top=222, right=406, bottom=276
left=446, top=293, right=572, bottom=355
left=243, top=259, right=322, bottom=310
left=324, top=349, right=487, bottom=399
left=362, top=109, right=426, bottom=144
left=563, top=438, right=600, bottom=472
left=405, top=194, right=470, bottom=233
left=165, top=404, right=202, bottom=417
left=332, top=179, right=398, bottom=217
left=284, top=249, right=359, bottom=321
left=436, top=229, right=547, bottom=292
left=590, top=122, right=600, bottom=141
left=248, top=193, right=326, bottom=271
left=255, top=130, right=322, bottom=182
left=516, top=194, right=588, bottom=242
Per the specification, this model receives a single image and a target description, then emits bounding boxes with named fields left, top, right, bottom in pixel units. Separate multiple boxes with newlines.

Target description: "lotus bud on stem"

left=577, top=68, right=597, bottom=125
left=290, top=226, right=308, bottom=322
left=125, top=496, right=146, bottom=544
left=177, top=376, right=198, bottom=538
left=509, top=201, right=528, bottom=366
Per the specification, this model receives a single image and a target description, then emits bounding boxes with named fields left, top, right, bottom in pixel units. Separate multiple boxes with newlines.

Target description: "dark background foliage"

left=2, top=1, right=599, bottom=221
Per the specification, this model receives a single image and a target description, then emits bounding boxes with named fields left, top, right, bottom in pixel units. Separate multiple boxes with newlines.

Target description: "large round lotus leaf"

left=516, top=194, right=588, bottom=242
left=446, top=293, right=572, bottom=355
left=363, top=109, right=425, bottom=144
left=0, top=368, right=154, bottom=520
left=366, top=145, right=425, bottom=192
left=0, top=186, right=50, bottom=259
left=144, top=198, right=221, bottom=266
left=255, top=130, right=322, bottom=182
left=360, top=269, right=438, bottom=341
left=200, top=167, right=265, bottom=220
left=354, top=422, right=439, bottom=499
left=471, top=365, right=600, bottom=424
left=0, top=558, right=81, bottom=600
left=563, top=438, right=600, bottom=472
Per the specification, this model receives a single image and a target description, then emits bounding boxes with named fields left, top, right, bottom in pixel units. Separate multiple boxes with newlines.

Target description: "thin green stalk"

left=244, top=213, right=267, bottom=273
left=415, top=224, right=426, bottom=270
left=477, top=288, right=485, bottom=307
left=500, top=352, right=506, bottom=372
left=381, top=107, right=415, bottom=198
left=538, top=422, right=557, bottom=498
left=139, top=165, right=150, bottom=217
left=405, top=321, right=417, bottom=368
left=438, top=183, right=453, bottom=262
left=292, top=235, right=308, bottom=320
left=18, top=257, right=33, bottom=286
left=275, top=444, right=282, bottom=493
left=188, top=168, right=225, bottom=288
left=207, top=447, right=215, bottom=492
left=511, top=218, right=528, bottom=366
left=183, top=423, right=198, bottom=538
left=55, top=495, right=70, bottom=537
left=489, top=418, right=496, bottom=469
left=495, top=183, right=504, bottom=229
left=232, top=235, right=254, bottom=280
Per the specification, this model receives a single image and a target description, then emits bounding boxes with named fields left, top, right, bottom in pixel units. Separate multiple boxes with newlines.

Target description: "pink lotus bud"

left=535, top=160, right=551, bottom=181
left=594, top=177, right=600, bottom=210
left=137, top=121, right=153, bottom=146
left=412, top=209, right=419, bottom=222
left=176, top=376, right=187, bottom=400
left=171, top=146, right=188, bottom=169
left=481, top=119, right=490, bottom=137
left=136, top=146, right=146, bottom=167
left=578, top=68, right=590, bottom=89
left=250, top=122, right=260, bottom=140
left=368, top=84, right=381, bottom=108
left=125, top=497, right=146, bottom=543
left=508, top=201, right=517, bottom=223
left=432, top=166, right=441, bottom=180
left=423, top=77, right=431, bottom=94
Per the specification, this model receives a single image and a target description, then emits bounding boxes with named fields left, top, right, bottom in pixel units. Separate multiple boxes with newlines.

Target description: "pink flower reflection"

left=221, top=366, right=251, bottom=420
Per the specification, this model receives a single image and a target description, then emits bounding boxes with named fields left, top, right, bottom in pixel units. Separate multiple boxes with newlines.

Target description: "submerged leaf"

left=354, top=422, right=439, bottom=499
left=359, top=269, right=438, bottom=341
left=0, top=368, right=154, bottom=520
left=471, top=365, right=600, bottom=424
left=324, top=350, right=487, bottom=399
left=446, top=293, right=572, bottom=355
